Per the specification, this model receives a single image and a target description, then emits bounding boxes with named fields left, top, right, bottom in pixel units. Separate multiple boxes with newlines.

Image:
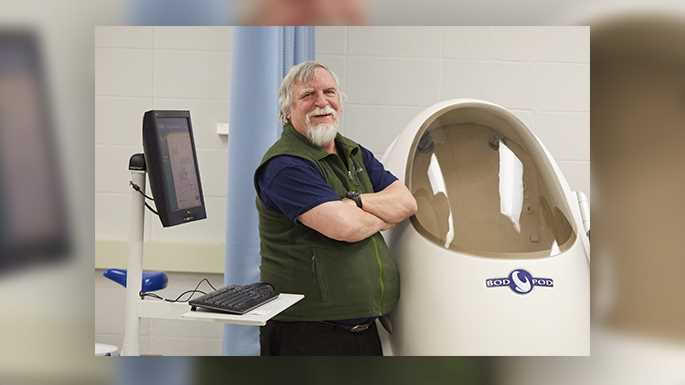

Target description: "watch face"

left=347, top=191, right=362, bottom=208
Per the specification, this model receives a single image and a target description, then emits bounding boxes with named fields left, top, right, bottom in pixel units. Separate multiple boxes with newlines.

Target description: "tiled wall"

left=317, top=27, right=590, bottom=197
left=95, top=27, right=589, bottom=355
left=95, top=27, right=231, bottom=243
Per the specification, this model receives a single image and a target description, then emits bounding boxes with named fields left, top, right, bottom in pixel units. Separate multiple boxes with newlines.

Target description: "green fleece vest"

left=254, top=123, right=399, bottom=321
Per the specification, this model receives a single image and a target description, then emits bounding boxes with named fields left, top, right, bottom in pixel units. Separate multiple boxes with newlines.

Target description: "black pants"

left=260, top=320, right=382, bottom=356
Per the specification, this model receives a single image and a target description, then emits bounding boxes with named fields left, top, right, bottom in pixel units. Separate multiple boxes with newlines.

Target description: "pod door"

left=408, top=106, right=577, bottom=259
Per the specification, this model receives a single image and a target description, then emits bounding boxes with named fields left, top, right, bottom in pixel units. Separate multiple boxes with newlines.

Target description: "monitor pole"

left=121, top=154, right=146, bottom=356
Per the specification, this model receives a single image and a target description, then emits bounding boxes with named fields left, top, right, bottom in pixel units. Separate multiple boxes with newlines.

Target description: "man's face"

left=288, top=67, right=341, bottom=146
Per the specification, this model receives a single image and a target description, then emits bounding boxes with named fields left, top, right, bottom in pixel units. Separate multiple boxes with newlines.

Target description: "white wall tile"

left=532, top=27, right=590, bottom=63
left=149, top=196, right=226, bottom=242
left=154, top=98, right=229, bottom=149
left=342, top=104, right=424, bottom=155
left=95, top=27, right=154, bottom=49
left=509, top=109, right=535, bottom=130
left=347, top=57, right=441, bottom=106
left=315, top=27, right=347, bottom=54
left=443, top=27, right=551, bottom=62
left=534, top=112, right=590, bottom=161
left=443, top=27, right=589, bottom=63
left=95, top=193, right=130, bottom=239
left=316, top=54, right=346, bottom=90
left=441, top=60, right=535, bottom=109
left=207, top=52, right=232, bottom=99
left=96, top=96, right=153, bottom=146
left=154, top=51, right=231, bottom=99
left=196, top=149, right=228, bottom=197
left=349, top=27, right=442, bottom=58
left=154, top=50, right=211, bottom=99
left=154, top=27, right=232, bottom=51
left=96, top=47, right=153, bottom=97
left=95, top=145, right=141, bottom=193
left=532, top=62, right=589, bottom=111
left=486, top=27, right=547, bottom=61
left=442, top=27, right=499, bottom=60
left=558, top=161, right=590, bottom=199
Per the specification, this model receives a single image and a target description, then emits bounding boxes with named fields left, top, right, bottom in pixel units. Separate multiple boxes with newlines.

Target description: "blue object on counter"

left=103, top=268, right=168, bottom=292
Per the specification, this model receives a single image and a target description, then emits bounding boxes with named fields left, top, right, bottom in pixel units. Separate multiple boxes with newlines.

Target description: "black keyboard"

left=189, top=282, right=279, bottom=315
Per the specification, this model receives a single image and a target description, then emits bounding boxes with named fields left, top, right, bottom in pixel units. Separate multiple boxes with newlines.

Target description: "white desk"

left=181, top=293, right=304, bottom=326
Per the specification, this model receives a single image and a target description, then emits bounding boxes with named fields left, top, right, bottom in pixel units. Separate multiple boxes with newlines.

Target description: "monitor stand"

left=118, top=154, right=303, bottom=356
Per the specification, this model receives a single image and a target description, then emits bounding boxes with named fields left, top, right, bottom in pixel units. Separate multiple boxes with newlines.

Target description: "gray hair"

left=278, top=61, right=343, bottom=125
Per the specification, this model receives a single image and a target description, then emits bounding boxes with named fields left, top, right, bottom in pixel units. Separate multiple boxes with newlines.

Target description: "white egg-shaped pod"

left=380, top=99, right=590, bottom=356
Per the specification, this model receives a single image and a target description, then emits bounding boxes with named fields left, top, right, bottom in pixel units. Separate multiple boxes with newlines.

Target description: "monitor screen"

left=142, top=110, right=206, bottom=227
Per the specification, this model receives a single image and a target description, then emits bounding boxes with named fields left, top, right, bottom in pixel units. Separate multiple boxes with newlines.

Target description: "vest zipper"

left=349, top=158, right=363, bottom=186
left=371, top=236, right=384, bottom=314
left=311, top=253, right=324, bottom=300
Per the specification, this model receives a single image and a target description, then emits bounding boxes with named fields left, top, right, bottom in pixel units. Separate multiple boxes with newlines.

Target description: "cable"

left=129, top=181, right=159, bottom=216
left=198, top=278, right=217, bottom=292
left=165, top=289, right=208, bottom=303
left=139, top=289, right=207, bottom=302
left=129, top=181, right=154, bottom=200
left=139, top=277, right=219, bottom=303
left=143, top=201, right=159, bottom=216
left=140, top=292, right=164, bottom=300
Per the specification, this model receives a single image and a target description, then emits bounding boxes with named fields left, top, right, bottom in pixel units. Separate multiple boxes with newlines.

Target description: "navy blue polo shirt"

left=256, top=146, right=397, bottom=222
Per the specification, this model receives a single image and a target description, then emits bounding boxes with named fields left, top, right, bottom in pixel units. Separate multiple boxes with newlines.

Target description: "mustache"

left=306, top=106, right=337, bottom=121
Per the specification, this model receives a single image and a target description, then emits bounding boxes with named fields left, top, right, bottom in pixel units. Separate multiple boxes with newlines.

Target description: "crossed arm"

left=298, top=180, right=417, bottom=243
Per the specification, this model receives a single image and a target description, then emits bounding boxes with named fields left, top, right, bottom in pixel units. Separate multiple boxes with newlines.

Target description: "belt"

left=321, top=318, right=375, bottom=333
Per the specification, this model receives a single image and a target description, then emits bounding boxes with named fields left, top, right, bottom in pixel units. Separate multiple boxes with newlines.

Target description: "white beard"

left=304, top=105, right=339, bottom=147
left=307, top=123, right=338, bottom=147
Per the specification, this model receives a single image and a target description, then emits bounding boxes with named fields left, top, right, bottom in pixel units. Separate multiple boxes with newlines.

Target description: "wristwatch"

left=346, top=191, right=363, bottom=209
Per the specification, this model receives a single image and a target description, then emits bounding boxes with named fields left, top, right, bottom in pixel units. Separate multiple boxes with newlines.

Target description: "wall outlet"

left=216, top=123, right=229, bottom=136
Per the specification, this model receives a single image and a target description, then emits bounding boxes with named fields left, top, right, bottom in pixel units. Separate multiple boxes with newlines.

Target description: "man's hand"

left=360, top=180, right=417, bottom=224
left=298, top=198, right=393, bottom=243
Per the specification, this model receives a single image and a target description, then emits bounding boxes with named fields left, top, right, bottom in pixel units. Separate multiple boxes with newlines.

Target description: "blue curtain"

left=223, top=27, right=315, bottom=356
left=127, top=0, right=234, bottom=25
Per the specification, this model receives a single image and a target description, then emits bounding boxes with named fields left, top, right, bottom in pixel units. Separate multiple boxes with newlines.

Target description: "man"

left=254, top=61, right=417, bottom=355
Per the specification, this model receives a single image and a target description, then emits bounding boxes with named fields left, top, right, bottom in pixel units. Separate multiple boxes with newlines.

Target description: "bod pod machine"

left=381, top=99, right=590, bottom=355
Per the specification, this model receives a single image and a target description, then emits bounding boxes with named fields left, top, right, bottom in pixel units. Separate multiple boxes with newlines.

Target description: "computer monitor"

left=142, top=110, right=207, bottom=227
left=0, top=30, right=70, bottom=271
